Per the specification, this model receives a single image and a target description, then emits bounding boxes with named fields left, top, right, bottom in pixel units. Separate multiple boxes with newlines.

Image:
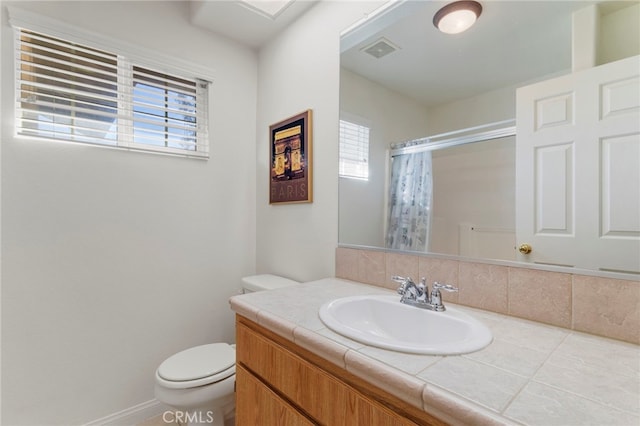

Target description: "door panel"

left=516, top=55, right=640, bottom=272
left=601, top=134, right=639, bottom=237
left=535, top=142, right=573, bottom=234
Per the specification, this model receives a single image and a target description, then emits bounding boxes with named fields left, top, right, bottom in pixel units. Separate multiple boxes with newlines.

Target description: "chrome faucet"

left=393, top=276, right=427, bottom=303
left=391, top=276, right=458, bottom=312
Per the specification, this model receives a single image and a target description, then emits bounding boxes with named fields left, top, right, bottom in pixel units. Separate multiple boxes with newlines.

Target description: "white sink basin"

left=319, top=295, right=492, bottom=355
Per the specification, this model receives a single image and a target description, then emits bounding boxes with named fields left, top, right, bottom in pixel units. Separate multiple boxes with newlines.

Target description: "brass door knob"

left=518, top=243, right=532, bottom=254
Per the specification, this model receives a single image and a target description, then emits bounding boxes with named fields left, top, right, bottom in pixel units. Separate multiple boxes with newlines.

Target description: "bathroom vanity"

left=236, top=317, right=443, bottom=425
left=230, top=278, right=639, bottom=425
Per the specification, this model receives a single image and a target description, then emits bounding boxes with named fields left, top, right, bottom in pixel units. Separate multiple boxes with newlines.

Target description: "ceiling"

left=189, top=1, right=633, bottom=107
left=340, top=0, right=607, bottom=108
left=189, top=0, right=318, bottom=49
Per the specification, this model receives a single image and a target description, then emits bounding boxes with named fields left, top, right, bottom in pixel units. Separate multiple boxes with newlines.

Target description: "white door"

left=516, top=55, right=640, bottom=273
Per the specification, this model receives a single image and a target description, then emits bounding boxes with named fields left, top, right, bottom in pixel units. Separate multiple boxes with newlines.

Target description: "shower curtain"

left=385, top=150, right=433, bottom=251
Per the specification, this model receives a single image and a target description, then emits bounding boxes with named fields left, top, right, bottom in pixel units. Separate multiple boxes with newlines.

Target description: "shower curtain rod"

left=390, top=119, right=516, bottom=157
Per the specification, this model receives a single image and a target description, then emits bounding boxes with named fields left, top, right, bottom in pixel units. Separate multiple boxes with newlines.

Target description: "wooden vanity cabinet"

left=236, top=365, right=314, bottom=425
left=235, top=316, right=447, bottom=426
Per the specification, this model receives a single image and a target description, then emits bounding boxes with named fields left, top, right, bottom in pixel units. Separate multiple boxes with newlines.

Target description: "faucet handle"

left=430, top=282, right=458, bottom=311
left=392, top=276, right=413, bottom=295
left=433, top=282, right=459, bottom=293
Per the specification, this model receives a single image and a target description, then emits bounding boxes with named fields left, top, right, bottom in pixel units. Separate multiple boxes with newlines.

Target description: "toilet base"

left=165, top=408, right=225, bottom=426
left=162, top=397, right=234, bottom=426
left=155, top=374, right=235, bottom=426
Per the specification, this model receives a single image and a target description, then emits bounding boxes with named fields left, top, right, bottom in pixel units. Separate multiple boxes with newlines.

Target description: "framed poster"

left=269, top=110, right=313, bottom=204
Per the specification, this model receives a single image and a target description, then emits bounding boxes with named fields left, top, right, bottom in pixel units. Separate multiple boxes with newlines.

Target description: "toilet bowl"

left=154, top=274, right=299, bottom=426
left=154, top=343, right=235, bottom=426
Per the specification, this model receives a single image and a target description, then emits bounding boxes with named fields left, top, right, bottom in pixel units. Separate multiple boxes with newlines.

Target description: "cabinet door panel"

left=237, top=322, right=353, bottom=424
left=236, top=365, right=315, bottom=426
left=354, top=392, right=415, bottom=425
left=236, top=320, right=420, bottom=425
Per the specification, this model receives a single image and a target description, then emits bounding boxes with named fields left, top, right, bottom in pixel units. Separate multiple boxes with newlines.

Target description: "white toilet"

left=154, top=274, right=299, bottom=426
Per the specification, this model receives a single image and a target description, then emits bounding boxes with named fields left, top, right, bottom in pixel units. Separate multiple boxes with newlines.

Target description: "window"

left=339, top=119, right=370, bottom=180
left=15, top=28, right=209, bottom=158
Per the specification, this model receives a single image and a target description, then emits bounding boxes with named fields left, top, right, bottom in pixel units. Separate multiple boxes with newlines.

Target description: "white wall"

left=426, top=83, right=517, bottom=135
left=339, top=68, right=429, bottom=247
left=1, top=1, right=257, bottom=424
left=598, top=2, right=640, bottom=65
left=426, top=83, right=517, bottom=260
left=430, top=137, right=516, bottom=258
left=256, top=1, right=385, bottom=282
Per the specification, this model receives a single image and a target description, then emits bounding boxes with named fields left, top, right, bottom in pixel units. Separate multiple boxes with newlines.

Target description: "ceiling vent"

left=362, top=38, right=400, bottom=59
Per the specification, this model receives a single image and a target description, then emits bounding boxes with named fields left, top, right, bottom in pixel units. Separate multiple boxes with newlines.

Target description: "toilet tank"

left=241, top=274, right=299, bottom=293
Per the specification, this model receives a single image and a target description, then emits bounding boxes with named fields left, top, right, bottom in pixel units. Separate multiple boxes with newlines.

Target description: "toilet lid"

left=158, top=343, right=235, bottom=382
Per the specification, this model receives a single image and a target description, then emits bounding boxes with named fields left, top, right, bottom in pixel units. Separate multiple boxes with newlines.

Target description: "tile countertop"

left=229, top=278, right=640, bottom=426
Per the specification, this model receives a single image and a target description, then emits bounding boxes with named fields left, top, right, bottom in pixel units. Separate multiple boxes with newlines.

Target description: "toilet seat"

left=156, top=343, right=236, bottom=390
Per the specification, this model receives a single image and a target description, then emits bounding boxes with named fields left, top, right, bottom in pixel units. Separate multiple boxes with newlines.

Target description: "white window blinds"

left=339, top=119, right=370, bottom=180
left=15, top=28, right=209, bottom=158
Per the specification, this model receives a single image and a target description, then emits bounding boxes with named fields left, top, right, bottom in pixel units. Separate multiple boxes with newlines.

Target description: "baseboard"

left=84, top=399, right=168, bottom=426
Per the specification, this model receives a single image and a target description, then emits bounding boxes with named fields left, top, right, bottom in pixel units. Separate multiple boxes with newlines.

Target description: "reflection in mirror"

left=431, top=134, right=515, bottom=260
left=385, top=122, right=516, bottom=258
left=339, top=0, right=640, bottom=274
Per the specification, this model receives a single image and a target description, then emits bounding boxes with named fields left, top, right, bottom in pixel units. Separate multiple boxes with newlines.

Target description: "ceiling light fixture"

left=433, top=1, right=482, bottom=34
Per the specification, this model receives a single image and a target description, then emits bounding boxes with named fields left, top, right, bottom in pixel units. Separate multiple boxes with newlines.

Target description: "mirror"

left=339, top=0, right=640, bottom=273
